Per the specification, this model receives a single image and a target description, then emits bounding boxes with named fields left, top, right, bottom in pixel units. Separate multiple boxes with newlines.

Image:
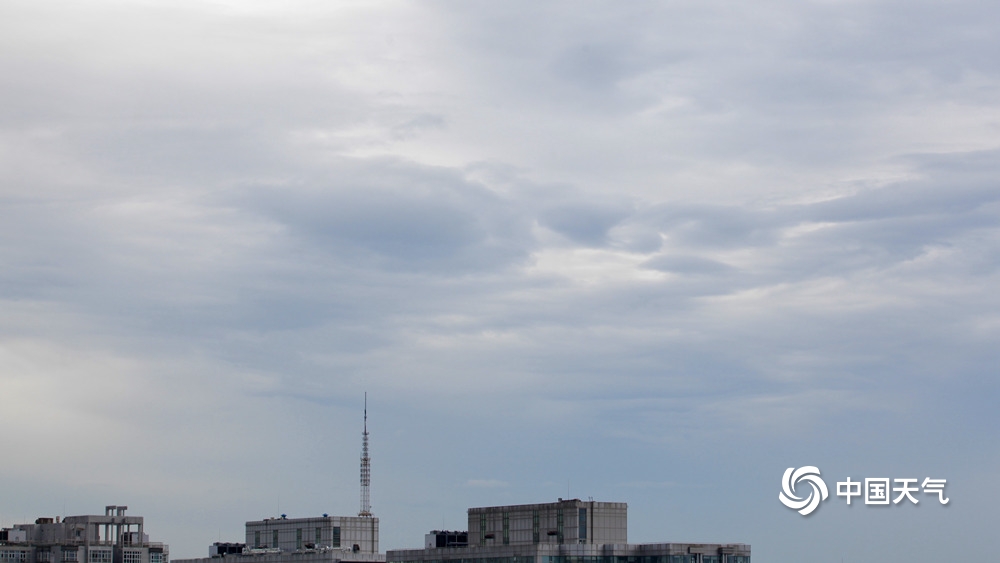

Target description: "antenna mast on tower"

left=359, top=393, right=372, bottom=517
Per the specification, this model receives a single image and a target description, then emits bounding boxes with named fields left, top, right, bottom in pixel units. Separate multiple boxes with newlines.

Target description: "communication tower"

left=359, top=393, right=372, bottom=517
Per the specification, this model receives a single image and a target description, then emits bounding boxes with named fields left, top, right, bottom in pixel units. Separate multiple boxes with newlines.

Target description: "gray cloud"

left=539, top=201, right=633, bottom=246
left=237, top=163, right=533, bottom=275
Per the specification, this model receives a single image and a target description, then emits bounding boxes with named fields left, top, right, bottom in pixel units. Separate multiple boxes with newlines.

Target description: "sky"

left=1, top=1, right=999, bottom=561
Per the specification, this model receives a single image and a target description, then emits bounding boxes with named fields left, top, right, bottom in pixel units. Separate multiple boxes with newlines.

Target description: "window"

left=61, top=550, right=78, bottom=563
left=89, top=551, right=111, bottom=563
left=315, top=528, right=321, bottom=546
left=37, top=552, right=52, bottom=563
left=479, top=514, right=487, bottom=546
left=502, top=512, right=509, bottom=545
left=532, top=511, right=539, bottom=544
left=296, top=529, right=302, bottom=550
left=578, top=508, right=587, bottom=542
left=332, top=527, right=340, bottom=548
left=556, top=511, right=564, bottom=544
left=254, top=532, right=260, bottom=548
left=123, top=551, right=142, bottom=563
left=150, top=554, right=163, bottom=563
left=272, top=531, right=278, bottom=548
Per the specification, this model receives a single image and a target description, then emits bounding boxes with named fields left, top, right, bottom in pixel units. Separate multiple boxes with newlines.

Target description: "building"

left=245, top=516, right=378, bottom=555
left=172, top=514, right=383, bottom=563
left=422, top=532, right=466, bottom=550
left=172, top=515, right=382, bottom=563
left=171, top=499, right=383, bottom=563
left=387, top=500, right=749, bottom=563
left=468, top=500, right=626, bottom=546
left=208, top=545, right=244, bottom=558
left=0, top=506, right=168, bottom=563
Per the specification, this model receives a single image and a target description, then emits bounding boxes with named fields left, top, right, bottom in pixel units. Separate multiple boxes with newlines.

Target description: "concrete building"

left=422, top=533, right=466, bottom=550
left=245, top=516, right=378, bottom=555
left=387, top=500, right=749, bottom=563
left=172, top=515, right=382, bottom=563
left=0, top=506, right=168, bottom=563
left=468, top=500, right=626, bottom=546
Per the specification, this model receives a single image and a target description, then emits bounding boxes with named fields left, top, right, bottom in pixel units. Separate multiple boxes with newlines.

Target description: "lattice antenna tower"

left=359, top=392, right=372, bottom=517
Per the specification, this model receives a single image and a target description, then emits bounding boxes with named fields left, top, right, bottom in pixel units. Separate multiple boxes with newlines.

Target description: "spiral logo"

left=779, top=466, right=829, bottom=516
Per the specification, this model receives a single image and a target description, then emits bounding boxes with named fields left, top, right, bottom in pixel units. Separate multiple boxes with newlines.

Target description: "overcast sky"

left=2, top=1, right=999, bottom=562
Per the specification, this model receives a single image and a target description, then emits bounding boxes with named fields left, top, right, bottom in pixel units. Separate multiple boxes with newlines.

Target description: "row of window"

left=484, top=509, right=586, bottom=546
left=391, top=556, right=747, bottom=563
left=396, top=557, right=536, bottom=563
left=37, top=552, right=81, bottom=563
left=252, top=527, right=341, bottom=549
left=1, top=549, right=160, bottom=563
left=539, top=556, right=748, bottom=563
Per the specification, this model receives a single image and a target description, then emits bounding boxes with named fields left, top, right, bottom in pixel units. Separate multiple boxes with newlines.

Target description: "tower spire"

left=359, top=392, right=372, bottom=517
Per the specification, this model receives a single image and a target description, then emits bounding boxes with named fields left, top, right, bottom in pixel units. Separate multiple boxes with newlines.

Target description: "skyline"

left=2, top=1, right=999, bottom=562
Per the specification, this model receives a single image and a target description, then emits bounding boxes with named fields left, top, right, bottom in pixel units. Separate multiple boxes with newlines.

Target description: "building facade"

left=245, top=516, right=378, bottom=555
left=467, top=500, right=626, bottom=547
left=0, top=506, right=168, bottom=563
left=173, top=515, right=383, bottom=563
left=423, top=533, right=466, bottom=550
left=387, top=500, right=748, bottom=563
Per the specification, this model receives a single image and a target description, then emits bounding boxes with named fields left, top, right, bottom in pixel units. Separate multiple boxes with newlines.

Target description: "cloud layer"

left=2, top=2, right=999, bottom=562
